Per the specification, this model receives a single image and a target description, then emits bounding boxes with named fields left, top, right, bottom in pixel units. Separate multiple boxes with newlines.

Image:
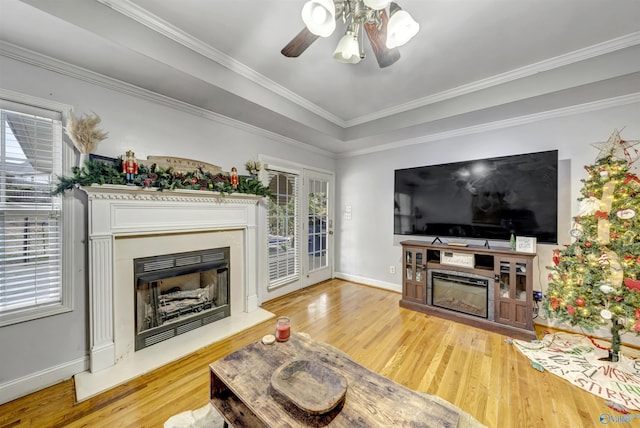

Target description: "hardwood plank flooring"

left=0, top=279, right=638, bottom=427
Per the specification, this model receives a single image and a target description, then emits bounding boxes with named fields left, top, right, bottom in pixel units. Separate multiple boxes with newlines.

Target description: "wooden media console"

left=400, top=241, right=537, bottom=340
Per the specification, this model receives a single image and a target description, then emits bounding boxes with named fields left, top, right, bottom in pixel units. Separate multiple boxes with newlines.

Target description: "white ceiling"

left=1, top=0, right=640, bottom=155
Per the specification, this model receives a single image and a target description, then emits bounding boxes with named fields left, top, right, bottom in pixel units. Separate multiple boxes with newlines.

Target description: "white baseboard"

left=0, top=356, right=88, bottom=405
left=334, top=272, right=401, bottom=293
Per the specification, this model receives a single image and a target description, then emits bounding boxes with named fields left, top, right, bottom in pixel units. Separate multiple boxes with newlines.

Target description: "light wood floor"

left=1, top=279, right=637, bottom=427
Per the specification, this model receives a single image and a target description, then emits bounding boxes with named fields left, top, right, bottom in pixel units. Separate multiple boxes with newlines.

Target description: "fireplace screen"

left=135, top=247, right=230, bottom=350
left=431, top=271, right=488, bottom=318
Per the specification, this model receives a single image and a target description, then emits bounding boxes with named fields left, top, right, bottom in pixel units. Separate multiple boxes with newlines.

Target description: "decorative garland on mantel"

left=53, top=157, right=271, bottom=197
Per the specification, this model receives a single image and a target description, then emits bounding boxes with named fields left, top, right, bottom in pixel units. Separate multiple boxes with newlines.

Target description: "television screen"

left=394, top=150, right=558, bottom=244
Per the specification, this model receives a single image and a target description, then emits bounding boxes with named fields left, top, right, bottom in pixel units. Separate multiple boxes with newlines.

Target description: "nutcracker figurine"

left=230, top=167, right=239, bottom=189
left=122, top=150, right=138, bottom=184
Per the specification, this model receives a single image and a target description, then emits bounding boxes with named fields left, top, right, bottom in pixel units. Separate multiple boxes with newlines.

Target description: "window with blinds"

left=0, top=102, right=64, bottom=324
left=266, top=169, right=300, bottom=288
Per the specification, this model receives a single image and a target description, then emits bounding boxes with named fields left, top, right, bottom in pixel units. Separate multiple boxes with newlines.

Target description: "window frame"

left=0, top=89, right=74, bottom=327
left=264, top=164, right=301, bottom=290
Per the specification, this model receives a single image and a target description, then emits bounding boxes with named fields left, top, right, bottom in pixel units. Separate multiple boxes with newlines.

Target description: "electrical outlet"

left=389, top=265, right=396, bottom=274
left=533, top=291, right=543, bottom=302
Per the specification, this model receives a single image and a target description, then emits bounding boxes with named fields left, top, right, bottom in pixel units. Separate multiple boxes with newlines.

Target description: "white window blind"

left=266, top=168, right=300, bottom=288
left=0, top=103, right=63, bottom=320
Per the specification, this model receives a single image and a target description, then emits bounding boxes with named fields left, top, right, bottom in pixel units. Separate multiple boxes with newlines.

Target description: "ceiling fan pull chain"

left=360, top=23, right=366, bottom=60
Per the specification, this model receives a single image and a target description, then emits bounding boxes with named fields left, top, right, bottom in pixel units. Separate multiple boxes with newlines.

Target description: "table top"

left=209, top=332, right=460, bottom=427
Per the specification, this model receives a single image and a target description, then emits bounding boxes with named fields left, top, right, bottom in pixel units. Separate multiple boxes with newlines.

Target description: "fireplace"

left=429, top=270, right=493, bottom=320
left=135, top=247, right=230, bottom=350
left=79, top=185, right=268, bottom=374
left=74, top=186, right=277, bottom=402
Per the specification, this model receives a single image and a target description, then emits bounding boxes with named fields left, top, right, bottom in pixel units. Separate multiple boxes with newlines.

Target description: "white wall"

left=0, top=54, right=335, bottom=403
left=334, top=102, right=640, bottom=301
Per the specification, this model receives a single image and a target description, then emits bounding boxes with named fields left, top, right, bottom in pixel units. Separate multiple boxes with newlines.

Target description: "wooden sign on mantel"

left=143, top=156, right=224, bottom=174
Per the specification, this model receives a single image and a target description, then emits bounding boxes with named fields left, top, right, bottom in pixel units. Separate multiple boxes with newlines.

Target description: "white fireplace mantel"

left=79, top=185, right=268, bottom=373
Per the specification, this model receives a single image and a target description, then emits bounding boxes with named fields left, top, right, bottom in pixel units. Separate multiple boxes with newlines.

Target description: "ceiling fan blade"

left=364, top=9, right=401, bottom=68
left=281, top=27, right=320, bottom=58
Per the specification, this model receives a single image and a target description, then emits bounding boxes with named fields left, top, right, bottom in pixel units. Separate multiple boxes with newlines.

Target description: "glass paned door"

left=304, top=170, right=333, bottom=286
left=308, top=177, right=328, bottom=271
left=267, top=170, right=299, bottom=288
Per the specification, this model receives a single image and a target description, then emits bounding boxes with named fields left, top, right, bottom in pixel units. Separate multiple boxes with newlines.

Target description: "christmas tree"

left=544, top=130, right=640, bottom=361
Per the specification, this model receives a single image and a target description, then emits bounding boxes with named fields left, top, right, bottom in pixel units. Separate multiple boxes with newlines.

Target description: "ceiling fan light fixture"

left=333, top=31, right=361, bottom=64
left=301, top=0, right=336, bottom=37
left=386, top=2, right=420, bottom=49
left=363, top=0, right=390, bottom=10
left=284, top=0, right=417, bottom=67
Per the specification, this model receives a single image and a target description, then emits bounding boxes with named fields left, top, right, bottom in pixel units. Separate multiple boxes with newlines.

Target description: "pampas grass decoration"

left=64, top=111, right=108, bottom=155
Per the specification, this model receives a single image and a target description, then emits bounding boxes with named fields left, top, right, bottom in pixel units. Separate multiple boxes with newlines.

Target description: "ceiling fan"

left=281, top=0, right=420, bottom=68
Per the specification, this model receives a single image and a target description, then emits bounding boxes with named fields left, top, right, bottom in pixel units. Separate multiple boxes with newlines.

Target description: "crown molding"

left=94, top=1, right=640, bottom=129
left=0, top=41, right=334, bottom=159
left=96, top=0, right=346, bottom=127
left=341, top=92, right=640, bottom=158
left=344, top=32, right=640, bottom=127
left=3, top=34, right=637, bottom=161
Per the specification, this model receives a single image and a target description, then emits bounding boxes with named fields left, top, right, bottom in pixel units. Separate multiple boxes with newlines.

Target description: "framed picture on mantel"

left=516, top=236, right=537, bottom=253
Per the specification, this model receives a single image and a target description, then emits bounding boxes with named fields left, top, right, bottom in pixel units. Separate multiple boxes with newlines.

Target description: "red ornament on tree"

left=585, top=241, right=593, bottom=248
left=552, top=249, right=561, bottom=265
left=574, top=297, right=586, bottom=307
left=624, top=278, right=640, bottom=291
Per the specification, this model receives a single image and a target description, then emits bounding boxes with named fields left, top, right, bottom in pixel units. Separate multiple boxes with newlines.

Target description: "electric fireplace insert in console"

left=134, top=247, right=230, bottom=350
left=430, top=271, right=491, bottom=319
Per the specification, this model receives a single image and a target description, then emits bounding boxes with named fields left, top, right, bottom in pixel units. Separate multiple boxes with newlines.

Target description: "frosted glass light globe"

left=312, top=6, right=327, bottom=23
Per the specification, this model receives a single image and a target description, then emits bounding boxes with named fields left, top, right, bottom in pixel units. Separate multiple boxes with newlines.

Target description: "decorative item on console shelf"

left=52, top=153, right=271, bottom=197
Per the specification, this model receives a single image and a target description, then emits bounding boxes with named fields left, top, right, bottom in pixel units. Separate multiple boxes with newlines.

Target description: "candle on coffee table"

left=275, top=317, right=290, bottom=342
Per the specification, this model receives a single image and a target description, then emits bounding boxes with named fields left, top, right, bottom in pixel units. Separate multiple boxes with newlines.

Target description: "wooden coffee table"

left=210, top=332, right=460, bottom=427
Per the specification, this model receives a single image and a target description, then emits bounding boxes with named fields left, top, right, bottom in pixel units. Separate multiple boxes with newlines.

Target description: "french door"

left=264, top=161, right=333, bottom=296
left=303, top=170, right=333, bottom=287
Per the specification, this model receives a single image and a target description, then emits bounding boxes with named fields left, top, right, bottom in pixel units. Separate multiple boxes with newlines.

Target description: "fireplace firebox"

left=430, top=271, right=490, bottom=319
left=135, top=247, right=230, bottom=350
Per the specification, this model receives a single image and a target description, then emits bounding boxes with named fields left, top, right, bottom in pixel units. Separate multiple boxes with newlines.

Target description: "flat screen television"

left=394, top=150, right=558, bottom=244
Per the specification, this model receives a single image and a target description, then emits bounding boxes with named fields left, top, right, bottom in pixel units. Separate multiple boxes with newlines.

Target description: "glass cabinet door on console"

left=495, top=256, right=533, bottom=330
left=403, top=246, right=426, bottom=304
